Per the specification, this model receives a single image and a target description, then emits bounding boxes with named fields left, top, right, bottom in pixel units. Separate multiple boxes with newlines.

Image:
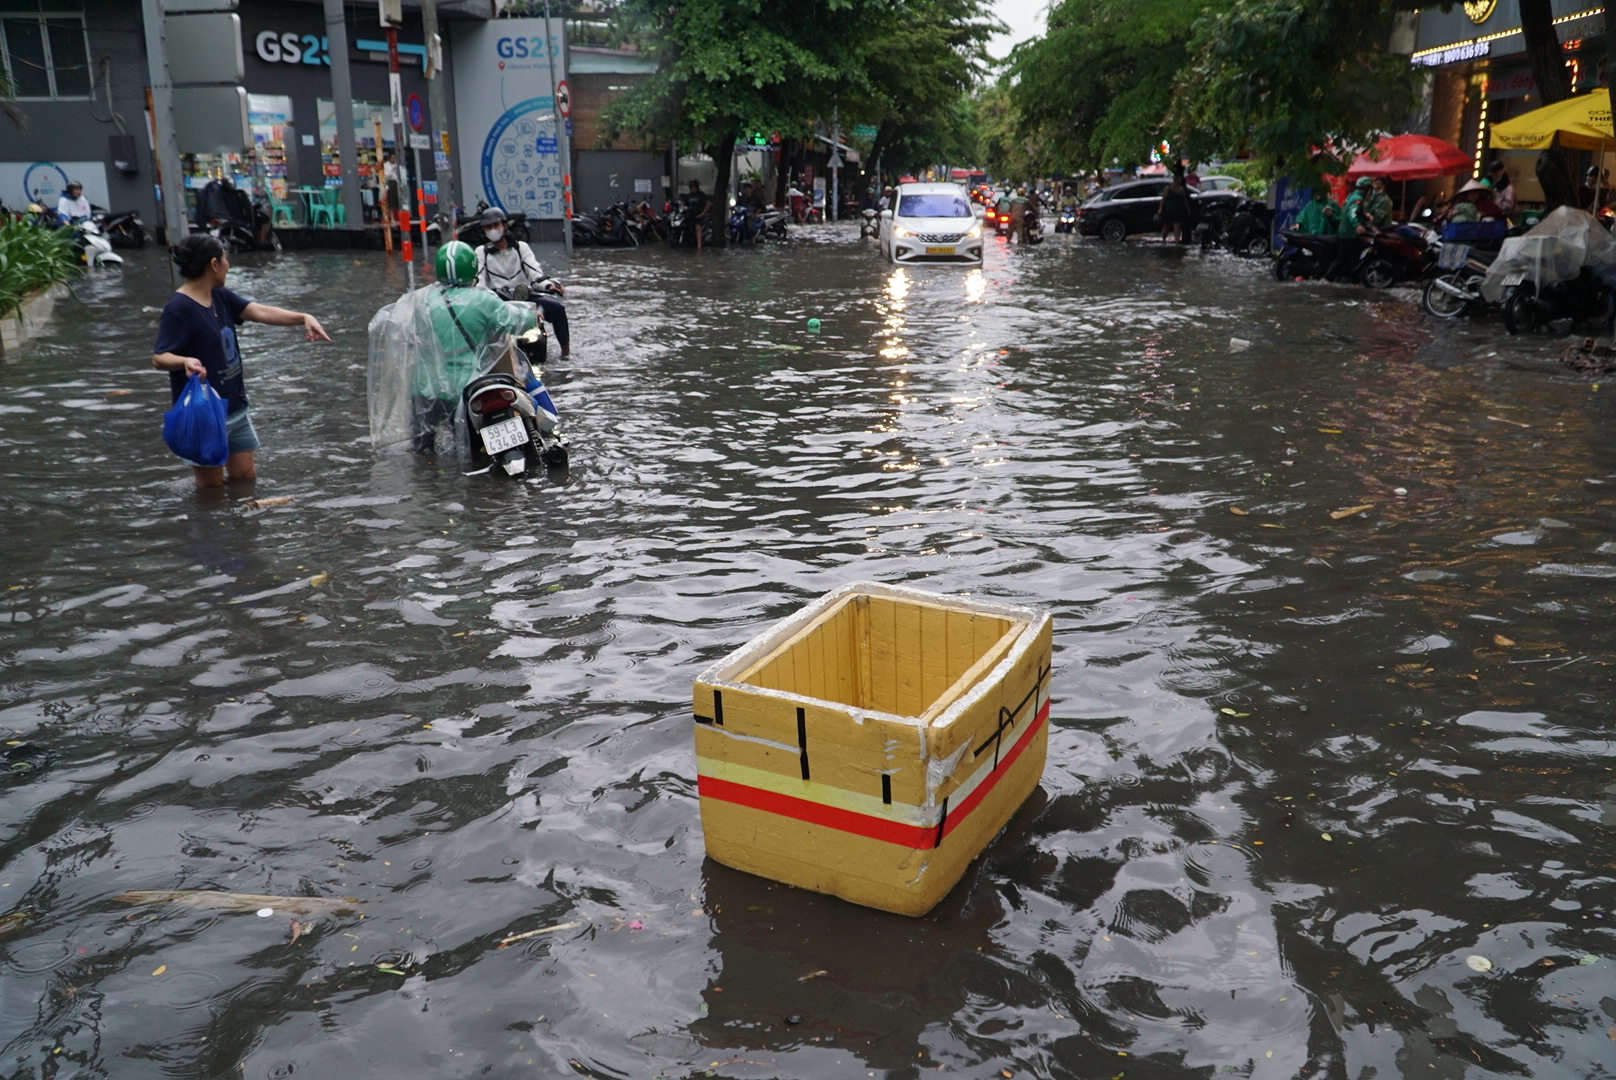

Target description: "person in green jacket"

left=1294, top=187, right=1338, bottom=235
left=411, top=239, right=535, bottom=452
left=1340, top=176, right=1374, bottom=237
left=1366, top=177, right=1395, bottom=227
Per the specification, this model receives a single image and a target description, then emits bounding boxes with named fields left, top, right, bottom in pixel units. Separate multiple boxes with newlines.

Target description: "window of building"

left=0, top=1, right=90, bottom=100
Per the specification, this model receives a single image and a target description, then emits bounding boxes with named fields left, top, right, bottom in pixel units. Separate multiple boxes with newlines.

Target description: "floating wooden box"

left=693, top=581, right=1053, bottom=916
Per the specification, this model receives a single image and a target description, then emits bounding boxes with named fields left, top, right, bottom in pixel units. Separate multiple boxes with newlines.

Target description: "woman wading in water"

left=151, top=235, right=330, bottom=488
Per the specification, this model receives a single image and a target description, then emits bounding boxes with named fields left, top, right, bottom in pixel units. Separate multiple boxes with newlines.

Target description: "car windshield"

left=898, top=194, right=972, bottom=218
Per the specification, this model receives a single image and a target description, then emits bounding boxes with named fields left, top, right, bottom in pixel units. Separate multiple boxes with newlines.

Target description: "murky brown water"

left=1, top=228, right=1613, bottom=1079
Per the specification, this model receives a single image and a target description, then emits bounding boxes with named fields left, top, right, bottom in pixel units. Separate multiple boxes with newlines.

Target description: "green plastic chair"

left=268, top=193, right=296, bottom=227
left=308, top=187, right=337, bottom=227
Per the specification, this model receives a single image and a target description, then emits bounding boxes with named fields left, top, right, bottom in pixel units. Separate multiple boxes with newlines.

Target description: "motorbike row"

left=1271, top=213, right=1613, bottom=334
left=0, top=198, right=147, bottom=268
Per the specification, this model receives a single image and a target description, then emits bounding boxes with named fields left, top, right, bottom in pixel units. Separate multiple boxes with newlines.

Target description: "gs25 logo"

left=495, top=36, right=555, bottom=60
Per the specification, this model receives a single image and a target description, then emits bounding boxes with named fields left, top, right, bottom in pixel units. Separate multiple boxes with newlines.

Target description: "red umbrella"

left=1345, top=134, right=1470, bottom=181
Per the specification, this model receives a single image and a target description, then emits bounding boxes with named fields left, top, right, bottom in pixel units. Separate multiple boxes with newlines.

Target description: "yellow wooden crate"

left=693, top=581, right=1053, bottom=916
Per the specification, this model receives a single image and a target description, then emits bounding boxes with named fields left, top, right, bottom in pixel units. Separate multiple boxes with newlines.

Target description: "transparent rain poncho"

left=1480, top=206, right=1616, bottom=302
left=367, top=284, right=536, bottom=456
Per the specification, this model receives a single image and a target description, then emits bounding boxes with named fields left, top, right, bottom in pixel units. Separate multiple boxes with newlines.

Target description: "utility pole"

left=381, top=0, right=416, bottom=288
left=139, top=0, right=186, bottom=247
left=831, top=108, right=843, bottom=222
left=324, top=0, right=364, bottom=232
left=542, top=0, right=573, bottom=256
left=421, top=0, right=455, bottom=225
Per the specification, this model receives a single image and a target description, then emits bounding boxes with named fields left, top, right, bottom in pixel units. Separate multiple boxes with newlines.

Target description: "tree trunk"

left=710, top=129, right=738, bottom=248
left=1521, top=0, right=1579, bottom=208
left=1608, top=2, right=1616, bottom=88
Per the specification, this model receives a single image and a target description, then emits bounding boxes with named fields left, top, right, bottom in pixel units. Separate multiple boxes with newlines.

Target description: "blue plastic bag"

left=161, top=372, right=229, bottom=467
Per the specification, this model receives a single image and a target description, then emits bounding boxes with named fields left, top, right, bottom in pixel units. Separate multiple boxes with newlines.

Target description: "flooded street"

left=2, top=228, right=1614, bottom=1079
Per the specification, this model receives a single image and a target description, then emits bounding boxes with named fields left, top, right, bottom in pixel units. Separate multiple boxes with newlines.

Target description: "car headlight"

left=965, top=224, right=982, bottom=239
left=891, top=226, right=916, bottom=238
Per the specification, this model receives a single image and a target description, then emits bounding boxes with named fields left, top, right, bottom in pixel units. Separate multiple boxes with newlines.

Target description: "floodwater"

left=1, top=227, right=1613, bottom=1080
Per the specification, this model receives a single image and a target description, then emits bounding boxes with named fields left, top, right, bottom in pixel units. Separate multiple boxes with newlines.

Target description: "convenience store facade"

left=0, top=0, right=482, bottom=235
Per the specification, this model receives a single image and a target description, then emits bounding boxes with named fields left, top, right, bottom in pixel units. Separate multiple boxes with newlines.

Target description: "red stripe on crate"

left=699, top=699, right=1050, bottom=851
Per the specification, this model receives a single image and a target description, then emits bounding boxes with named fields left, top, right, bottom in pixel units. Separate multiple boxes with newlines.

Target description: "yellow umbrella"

left=1490, top=88, right=1612, bottom=151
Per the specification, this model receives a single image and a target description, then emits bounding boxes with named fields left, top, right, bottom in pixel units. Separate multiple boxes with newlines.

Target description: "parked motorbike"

left=1198, top=196, right=1272, bottom=256
left=71, top=218, right=123, bottom=268
left=1500, top=268, right=1611, bottom=334
left=1273, top=230, right=1358, bottom=281
left=727, top=203, right=760, bottom=245
left=860, top=208, right=880, bottom=239
left=95, top=207, right=147, bottom=249
left=569, top=213, right=604, bottom=246
left=1357, top=226, right=1437, bottom=289
left=1421, top=242, right=1498, bottom=319
left=758, top=207, right=789, bottom=240
left=461, top=334, right=567, bottom=477
left=592, top=203, right=639, bottom=247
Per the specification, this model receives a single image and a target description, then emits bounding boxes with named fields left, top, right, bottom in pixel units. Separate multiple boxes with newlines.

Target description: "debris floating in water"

left=1493, top=635, right=1516, bottom=647
left=113, top=890, right=362, bottom=916
left=497, top=921, right=581, bottom=947
left=1229, top=337, right=1251, bottom=351
left=1466, top=954, right=1493, bottom=972
left=241, top=496, right=295, bottom=511
left=798, top=969, right=828, bottom=982
left=806, top=318, right=821, bottom=333
left=1330, top=505, right=1374, bottom=520
left=256, top=908, right=274, bottom=917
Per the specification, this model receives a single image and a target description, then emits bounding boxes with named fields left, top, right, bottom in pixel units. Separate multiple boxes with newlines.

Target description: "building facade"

left=0, top=0, right=652, bottom=237
left=1413, top=0, right=1610, bottom=203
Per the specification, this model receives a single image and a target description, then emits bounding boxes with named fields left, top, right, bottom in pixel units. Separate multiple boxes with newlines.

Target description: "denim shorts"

left=181, top=407, right=260, bottom=467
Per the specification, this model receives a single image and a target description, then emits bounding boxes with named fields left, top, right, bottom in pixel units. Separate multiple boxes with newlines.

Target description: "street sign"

left=555, top=79, right=571, bottom=118
left=852, top=124, right=878, bottom=139
left=407, top=93, right=424, bottom=132
left=408, top=133, right=430, bottom=150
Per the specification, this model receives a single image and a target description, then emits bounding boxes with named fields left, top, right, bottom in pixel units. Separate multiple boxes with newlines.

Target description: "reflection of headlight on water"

left=964, top=269, right=986, bottom=303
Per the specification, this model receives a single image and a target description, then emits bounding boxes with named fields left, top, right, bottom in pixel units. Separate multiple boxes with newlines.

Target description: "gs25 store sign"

left=495, top=34, right=559, bottom=62
left=254, top=30, right=331, bottom=66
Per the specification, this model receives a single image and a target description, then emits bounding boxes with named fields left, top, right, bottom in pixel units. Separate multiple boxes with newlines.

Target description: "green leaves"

left=0, top=220, right=77, bottom=319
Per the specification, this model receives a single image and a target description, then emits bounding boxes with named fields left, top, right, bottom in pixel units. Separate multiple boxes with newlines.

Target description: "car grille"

left=916, top=232, right=965, bottom=243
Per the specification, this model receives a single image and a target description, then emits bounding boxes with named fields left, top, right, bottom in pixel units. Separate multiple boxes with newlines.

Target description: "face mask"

left=485, top=227, right=505, bottom=243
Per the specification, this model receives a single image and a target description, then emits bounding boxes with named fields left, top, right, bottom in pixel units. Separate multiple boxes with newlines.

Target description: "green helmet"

left=436, top=239, right=476, bottom=285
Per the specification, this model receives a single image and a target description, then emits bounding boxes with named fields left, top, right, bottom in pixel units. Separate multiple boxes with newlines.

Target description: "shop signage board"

left=0, top=162, right=109, bottom=211
left=451, top=18, right=567, bottom=219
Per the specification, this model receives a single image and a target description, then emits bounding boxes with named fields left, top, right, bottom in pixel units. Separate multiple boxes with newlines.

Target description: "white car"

left=879, top=182, right=983, bottom=264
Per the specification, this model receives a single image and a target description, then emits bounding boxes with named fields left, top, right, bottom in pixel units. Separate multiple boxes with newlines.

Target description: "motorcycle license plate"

left=925, top=246, right=954, bottom=255
left=479, top=416, right=528, bottom=455
left=1502, top=272, right=1526, bottom=287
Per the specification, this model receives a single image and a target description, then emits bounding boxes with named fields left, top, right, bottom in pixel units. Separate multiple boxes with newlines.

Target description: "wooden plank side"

left=866, top=595, right=900, bottom=715
left=854, top=595, right=874, bottom=710
left=919, top=603, right=950, bottom=712
left=892, top=597, right=924, bottom=717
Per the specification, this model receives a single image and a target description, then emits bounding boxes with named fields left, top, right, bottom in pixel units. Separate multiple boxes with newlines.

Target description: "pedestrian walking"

left=1159, top=175, right=1190, bottom=243
left=151, top=234, right=330, bottom=488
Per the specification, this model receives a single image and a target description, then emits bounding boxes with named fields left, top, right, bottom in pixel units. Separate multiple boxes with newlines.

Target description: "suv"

left=1078, top=179, right=1243, bottom=242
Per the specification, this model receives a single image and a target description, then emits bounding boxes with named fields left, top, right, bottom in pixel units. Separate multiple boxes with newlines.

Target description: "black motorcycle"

left=1500, top=267, right=1612, bottom=334
left=96, top=206, right=148, bottom=248
left=667, top=202, right=712, bottom=248
left=1199, top=196, right=1272, bottom=256
left=1272, top=230, right=1362, bottom=281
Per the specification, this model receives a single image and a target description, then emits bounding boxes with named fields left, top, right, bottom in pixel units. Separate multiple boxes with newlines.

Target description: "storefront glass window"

left=0, top=2, right=87, bottom=100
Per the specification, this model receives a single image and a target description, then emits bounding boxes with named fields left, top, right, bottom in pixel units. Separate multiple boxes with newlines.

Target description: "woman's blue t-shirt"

left=154, top=287, right=252, bottom=414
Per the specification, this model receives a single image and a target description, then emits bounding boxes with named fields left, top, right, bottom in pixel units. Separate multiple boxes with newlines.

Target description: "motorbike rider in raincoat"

left=412, top=240, right=535, bottom=452
left=1294, top=187, right=1338, bottom=235
left=473, top=207, right=570, bottom=358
